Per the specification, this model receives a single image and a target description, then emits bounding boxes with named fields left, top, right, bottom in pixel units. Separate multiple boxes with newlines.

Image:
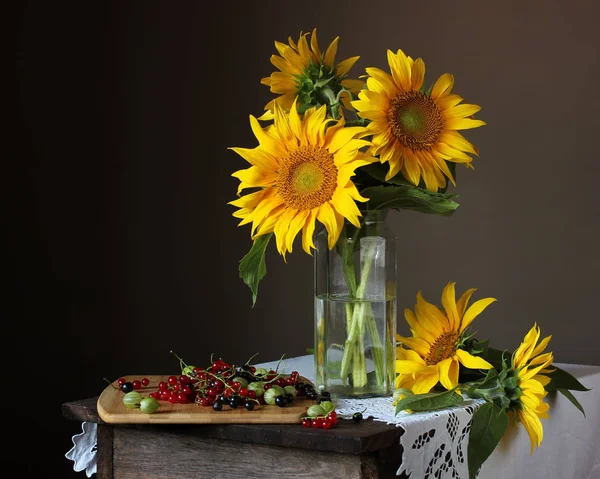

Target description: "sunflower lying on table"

left=393, top=282, right=589, bottom=478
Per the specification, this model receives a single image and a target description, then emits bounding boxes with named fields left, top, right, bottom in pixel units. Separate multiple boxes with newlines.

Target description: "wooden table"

left=62, top=397, right=407, bottom=479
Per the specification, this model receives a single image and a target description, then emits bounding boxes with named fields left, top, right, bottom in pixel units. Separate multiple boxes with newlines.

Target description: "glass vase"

left=314, top=210, right=397, bottom=398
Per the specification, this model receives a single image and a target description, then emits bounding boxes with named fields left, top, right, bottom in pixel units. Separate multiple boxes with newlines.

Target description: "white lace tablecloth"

left=66, top=356, right=600, bottom=479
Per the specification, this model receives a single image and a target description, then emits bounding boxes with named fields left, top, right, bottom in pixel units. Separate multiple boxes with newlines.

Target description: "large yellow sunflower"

left=351, top=49, right=486, bottom=191
left=395, top=282, right=496, bottom=394
left=260, top=29, right=364, bottom=119
left=229, top=99, right=375, bottom=256
left=510, top=323, right=554, bottom=454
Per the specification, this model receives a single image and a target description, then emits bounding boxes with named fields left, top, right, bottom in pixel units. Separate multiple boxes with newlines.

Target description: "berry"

left=158, top=381, right=168, bottom=391
left=302, top=418, right=311, bottom=428
left=285, top=394, right=294, bottom=403
left=121, top=382, right=134, bottom=393
left=167, top=376, right=178, bottom=386
left=212, top=401, right=222, bottom=411
left=141, top=377, right=150, bottom=387
left=322, top=419, right=333, bottom=429
left=132, top=380, right=142, bottom=390
left=275, top=395, right=288, bottom=408
left=247, top=390, right=257, bottom=400
left=312, top=418, right=323, bottom=429
left=117, top=378, right=127, bottom=388
left=244, top=400, right=255, bottom=411
left=352, top=412, right=363, bottom=422
left=229, top=397, right=238, bottom=408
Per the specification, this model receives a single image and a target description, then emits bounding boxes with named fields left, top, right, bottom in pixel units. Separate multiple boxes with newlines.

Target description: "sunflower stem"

left=340, top=238, right=383, bottom=389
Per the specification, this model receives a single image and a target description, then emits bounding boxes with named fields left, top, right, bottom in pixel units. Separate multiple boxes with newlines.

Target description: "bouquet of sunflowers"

left=229, top=28, right=482, bottom=304
left=394, top=282, right=588, bottom=477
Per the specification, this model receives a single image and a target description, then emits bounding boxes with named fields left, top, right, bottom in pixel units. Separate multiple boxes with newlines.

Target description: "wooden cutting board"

left=97, top=375, right=317, bottom=424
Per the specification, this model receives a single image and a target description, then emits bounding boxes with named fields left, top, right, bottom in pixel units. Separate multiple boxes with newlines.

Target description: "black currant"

left=296, top=382, right=306, bottom=390
left=285, top=394, right=294, bottom=403
left=320, top=391, right=331, bottom=398
left=352, top=412, right=363, bottom=422
left=229, top=397, right=238, bottom=408
left=212, top=401, right=223, bottom=411
left=306, top=391, right=318, bottom=400
left=244, top=400, right=255, bottom=411
left=275, top=395, right=288, bottom=407
left=121, top=382, right=134, bottom=393
left=218, top=395, right=228, bottom=405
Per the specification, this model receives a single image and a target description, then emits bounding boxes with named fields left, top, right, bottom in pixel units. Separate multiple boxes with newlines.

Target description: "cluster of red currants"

left=302, top=410, right=339, bottom=429
left=146, top=374, right=197, bottom=404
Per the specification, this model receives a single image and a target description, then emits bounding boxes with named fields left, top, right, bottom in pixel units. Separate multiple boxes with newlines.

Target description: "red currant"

left=285, top=377, right=295, bottom=386
left=247, top=390, right=257, bottom=399
left=239, top=388, right=248, bottom=397
left=149, top=391, right=160, bottom=399
left=118, top=378, right=126, bottom=388
left=132, top=380, right=142, bottom=390
left=158, top=381, right=168, bottom=391
left=302, top=418, right=311, bottom=428
left=168, top=395, right=178, bottom=403
left=276, top=378, right=286, bottom=388
left=141, top=377, right=149, bottom=387
left=322, top=420, right=333, bottom=429
left=167, top=376, right=178, bottom=386
left=250, top=366, right=256, bottom=373
left=312, top=418, right=322, bottom=429
left=177, top=393, right=188, bottom=403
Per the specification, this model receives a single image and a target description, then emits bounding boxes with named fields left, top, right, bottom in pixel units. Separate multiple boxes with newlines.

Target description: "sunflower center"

left=278, top=145, right=338, bottom=210
left=425, top=332, right=458, bottom=365
left=388, top=90, right=444, bottom=151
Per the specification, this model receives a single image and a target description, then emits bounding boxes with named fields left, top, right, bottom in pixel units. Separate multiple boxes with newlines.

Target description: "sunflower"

left=510, top=323, right=554, bottom=454
left=229, top=99, right=374, bottom=256
left=351, top=49, right=486, bottom=191
left=395, top=282, right=496, bottom=394
left=260, top=29, right=364, bottom=119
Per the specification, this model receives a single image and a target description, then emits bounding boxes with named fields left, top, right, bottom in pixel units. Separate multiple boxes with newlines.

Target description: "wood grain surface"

left=97, top=375, right=317, bottom=424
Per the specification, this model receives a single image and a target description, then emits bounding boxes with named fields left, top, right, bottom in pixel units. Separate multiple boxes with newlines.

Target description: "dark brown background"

left=13, top=0, right=599, bottom=475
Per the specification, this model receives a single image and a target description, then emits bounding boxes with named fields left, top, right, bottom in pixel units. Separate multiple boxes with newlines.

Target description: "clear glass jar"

left=314, top=210, right=397, bottom=398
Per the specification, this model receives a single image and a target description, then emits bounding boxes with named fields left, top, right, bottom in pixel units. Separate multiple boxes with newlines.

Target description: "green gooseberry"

left=123, top=391, right=142, bottom=409
left=283, top=385, right=297, bottom=398
left=319, top=401, right=335, bottom=415
left=264, top=387, right=283, bottom=405
left=247, top=382, right=265, bottom=397
left=140, top=397, right=160, bottom=414
left=307, top=405, right=326, bottom=418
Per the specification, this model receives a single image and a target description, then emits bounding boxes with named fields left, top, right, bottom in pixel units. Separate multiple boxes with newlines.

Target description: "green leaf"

left=545, top=366, right=591, bottom=392
left=467, top=402, right=509, bottom=479
left=238, top=233, right=272, bottom=307
left=395, top=388, right=463, bottom=414
left=558, top=388, right=586, bottom=417
left=361, top=184, right=460, bottom=216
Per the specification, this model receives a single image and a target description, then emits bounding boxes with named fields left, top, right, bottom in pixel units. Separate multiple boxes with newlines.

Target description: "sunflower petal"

left=455, top=349, right=493, bottom=370
left=460, top=297, right=497, bottom=332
